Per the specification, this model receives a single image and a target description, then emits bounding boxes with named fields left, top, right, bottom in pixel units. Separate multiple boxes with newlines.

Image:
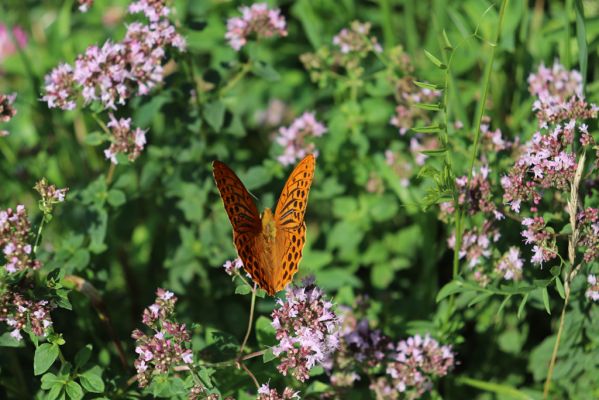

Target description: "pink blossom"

left=129, top=0, right=170, bottom=22
left=276, top=112, right=326, bottom=166
left=77, top=0, right=93, bottom=12
left=225, top=3, right=287, bottom=51
left=223, top=257, right=244, bottom=276
left=271, top=277, right=340, bottom=382
left=332, top=21, right=382, bottom=54
left=257, top=383, right=300, bottom=400
left=104, top=114, right=147, bottom=164
left=0, top=205, right=40, bottom=273
left=0, top=24, right=27, bottom=63
left=586, top=275, right=599, bottom=302
left=0, top=292, right=54, bottom=341
left=495, top=247, right=524, bottom=281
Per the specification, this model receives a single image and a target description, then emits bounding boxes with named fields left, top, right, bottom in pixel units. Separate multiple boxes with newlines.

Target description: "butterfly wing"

left=273, top=154, right=315, bottom=291
left=212, top=161, right=265, bottom=286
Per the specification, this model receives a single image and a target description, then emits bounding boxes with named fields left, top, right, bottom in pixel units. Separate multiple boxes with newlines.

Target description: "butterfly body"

left=213, top=155, right=315, bottom=296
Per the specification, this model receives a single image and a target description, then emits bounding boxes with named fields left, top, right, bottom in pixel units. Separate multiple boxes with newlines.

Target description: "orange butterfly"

left=213, top=155, right=315, bottom=296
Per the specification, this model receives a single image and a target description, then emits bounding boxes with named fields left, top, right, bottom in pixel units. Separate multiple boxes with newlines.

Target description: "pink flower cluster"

left=0, top=292, right=54, bottom=341
left=132, top=288, right=194, bottom=388
left=586, top=275, right=599, bottom=302
left=502, top=127, right=578, bottom=213
left=222, top=257, right=243, bottom=276
left=271, top=277, right=340, bottom=382
left=375, top=334, right=455, bottom=399
left=43, top=5, right=185, bottom=110
left=0, top=24, right=27, bottom=63
left=448, top=221, right=500, bottom=269
left=495, top=247, right=524, bottom=281
left=257, top=383, right=300, bottom=400
left=502, top=63, right=598, bottom=214
left=332, top=21, right=382, bottom=55
left=225, top=3, right=287, bottom=51
left=0, top=92, right=17, bottom=137
left=528, top=61, right=598, bottom=125
left=34, top=178, right=68, bottom=215
left=480, top=119, right=514, bottom=153
left=129, top=0, right=170, bottom=22
left=448, top=166, right=503, bottom=220
left=103, top=114, right=147, bottom=164
left=1, top=205, right=40, bottom=273
left=408, top=136, right=439, bottom=166
left=521, top=217, right=557, bottom=265
left=577, top=208, right=599, bottom=263
left=276, top=112, right=327, bottom=166
left=390, top=84, right=441, bottom=135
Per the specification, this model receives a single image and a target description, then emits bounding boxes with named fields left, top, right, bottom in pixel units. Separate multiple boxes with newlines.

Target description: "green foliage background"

left=1, top=0, right=599, bottom=399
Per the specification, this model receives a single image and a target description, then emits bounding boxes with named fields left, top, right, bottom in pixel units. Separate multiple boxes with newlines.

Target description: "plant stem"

left=220, top=62, right=252, bottom=97
left=543, top=151, right=585, bottom=398
left=106, top=163, right=116, bottom=185
left=237, top=283, right=257, bottom=360
left=33, top=217, right=46, bottom=254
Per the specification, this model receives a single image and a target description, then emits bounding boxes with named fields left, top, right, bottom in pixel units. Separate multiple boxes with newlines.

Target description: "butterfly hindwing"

left=213, top=161, right=265, bottom=286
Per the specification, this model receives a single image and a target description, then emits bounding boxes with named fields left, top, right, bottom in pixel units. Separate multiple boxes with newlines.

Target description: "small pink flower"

left=275, top=112, right=326, bottom=167
left=0, top=24, right=27, bottom=63
left=225, top=3, right=287, bottom=51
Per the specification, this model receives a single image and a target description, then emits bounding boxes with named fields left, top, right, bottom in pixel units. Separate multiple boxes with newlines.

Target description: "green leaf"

left=255, top=316, right=276, bottom=347
left=497, top=295, right=512, bottom=316
left=0, top=332, right=25, bottom=347
left=436, top=279, right=465, bottom=302
left=34, top=343, right=60, bottom=376
left=47, top=382, right=65, bottom=400
left=412, top=124, right=442, bottom=134
left=74, top=345, right=92, bottom=369
left=65, top=381, right=83, bottom=400
left=41, top=373, right=61, bottom=390
left=262, top=348, right=276, bottom=363
left=541, top=287, right=551, bottom=314
left=555, top=277, right=565, bottom=299
left=442, top=29, right=453, bottom=50
left=424, top=50, right=447, bottom=69
left=106, top=189, right=126, bottom=207
left=79, top=366, right=105, bottom=393
left=420, top=147, right=447, bottom=156
left=413, top=102, right=441, bottom=111
left=235, top=284, right=251, bottom=295
left=517, top=294, right=528, bottom=319
left=458, top=377, right=533, bottom=399
left=371, top=263, right=394, bottom=289
left=413, top=81, right=440, bottom=90
left=203, top=101, right=225, bottom=132
left=468, top=292, right=493, bottom=307
left=84, top=132, right=107, bottom=146
left=251, top=60, right=281, bottom=81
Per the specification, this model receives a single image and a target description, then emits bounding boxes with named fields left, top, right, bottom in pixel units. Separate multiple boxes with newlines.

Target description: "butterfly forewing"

left=274, top=154, right=315, bottom=229
left=212, top=161, right=265, bottom=288
left=273, top=154, right=315, bottom=291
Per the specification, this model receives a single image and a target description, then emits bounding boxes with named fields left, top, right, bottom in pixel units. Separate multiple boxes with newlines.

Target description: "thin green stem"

left=465, top=0, right=509, bottom=187
left=237, top=283, right=257, bottom=360
left=33, top=217, right=46, bottom=254
left=220, top=62, right=252, bottom=97
left=378, top=0, right=395, bottom=50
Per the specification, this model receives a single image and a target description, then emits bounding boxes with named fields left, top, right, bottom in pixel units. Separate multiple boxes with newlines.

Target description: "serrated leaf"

left=424, top=50, right=446, bottom=69
left=34, top=343, right=60, bottom=376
